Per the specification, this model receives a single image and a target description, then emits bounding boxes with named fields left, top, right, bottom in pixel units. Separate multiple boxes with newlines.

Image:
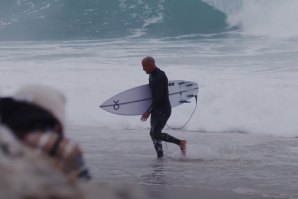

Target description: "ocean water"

left=1, top=0, right=298, bottom=198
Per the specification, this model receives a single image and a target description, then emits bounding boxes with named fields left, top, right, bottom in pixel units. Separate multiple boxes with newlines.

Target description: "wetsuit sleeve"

left=146, top=72, right=167, bottom=113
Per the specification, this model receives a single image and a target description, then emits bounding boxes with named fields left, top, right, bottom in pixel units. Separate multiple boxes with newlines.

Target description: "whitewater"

left=1, top=0, right=298, bottom=198
left=1, top=37, right=297, bottom=137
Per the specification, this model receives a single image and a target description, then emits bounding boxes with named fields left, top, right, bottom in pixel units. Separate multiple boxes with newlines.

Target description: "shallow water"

left=69, top=126, right=298, bottom=199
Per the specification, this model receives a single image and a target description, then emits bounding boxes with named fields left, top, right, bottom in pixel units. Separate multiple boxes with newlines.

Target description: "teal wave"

left=0, top=0, right=229, bottom=41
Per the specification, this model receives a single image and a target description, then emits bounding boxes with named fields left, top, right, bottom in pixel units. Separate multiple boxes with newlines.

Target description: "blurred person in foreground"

left=0, top=84, right=90, bottom=180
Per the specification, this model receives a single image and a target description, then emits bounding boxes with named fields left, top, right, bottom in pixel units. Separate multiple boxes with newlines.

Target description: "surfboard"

left=99, top=80, right=199, bottom=115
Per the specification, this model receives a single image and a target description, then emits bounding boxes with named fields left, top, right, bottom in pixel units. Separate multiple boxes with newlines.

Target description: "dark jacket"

left=147, top=68, right=171, bottom=113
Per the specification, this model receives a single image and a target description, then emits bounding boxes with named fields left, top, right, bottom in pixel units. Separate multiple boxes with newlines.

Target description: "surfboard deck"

left=100, top=80, right=199, bottom=115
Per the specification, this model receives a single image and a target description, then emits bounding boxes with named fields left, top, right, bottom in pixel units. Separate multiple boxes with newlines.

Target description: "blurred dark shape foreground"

left=0, top=84, right=148, bottom=199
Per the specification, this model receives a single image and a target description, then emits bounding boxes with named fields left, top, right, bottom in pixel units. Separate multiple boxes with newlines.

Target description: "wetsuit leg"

left=150, top=110, right=180, bottom=158
left=151, top=138, right=163, bottom=158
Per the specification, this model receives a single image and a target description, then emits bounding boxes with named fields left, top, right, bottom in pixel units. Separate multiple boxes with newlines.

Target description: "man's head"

left=142, top=56, right=156, bottom=74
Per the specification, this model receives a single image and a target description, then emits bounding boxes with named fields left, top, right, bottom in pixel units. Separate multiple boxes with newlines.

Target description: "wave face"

left=0, top=0, right=227, bottom=41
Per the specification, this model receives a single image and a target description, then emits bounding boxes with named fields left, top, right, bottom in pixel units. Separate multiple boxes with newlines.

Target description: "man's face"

left=142, top=62, right=153, bottom=74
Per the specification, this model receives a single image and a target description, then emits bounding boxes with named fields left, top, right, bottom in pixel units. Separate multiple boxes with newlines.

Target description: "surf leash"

left=166, top=95, right=198, bottom=130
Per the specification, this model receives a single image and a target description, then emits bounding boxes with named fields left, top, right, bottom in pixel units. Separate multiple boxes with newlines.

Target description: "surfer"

left=140, top=56, right=187, bottom=158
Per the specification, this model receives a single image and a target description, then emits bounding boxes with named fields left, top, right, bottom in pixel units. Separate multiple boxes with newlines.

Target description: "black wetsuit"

left=147, top=68, right=180, bottom=158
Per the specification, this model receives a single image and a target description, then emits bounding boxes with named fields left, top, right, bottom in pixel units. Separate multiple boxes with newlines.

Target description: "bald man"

left=141, top=56, right=187, bottom=158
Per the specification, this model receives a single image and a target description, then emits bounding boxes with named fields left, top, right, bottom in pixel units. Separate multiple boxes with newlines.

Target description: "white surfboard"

left=99, top=80, right=199, bottom=115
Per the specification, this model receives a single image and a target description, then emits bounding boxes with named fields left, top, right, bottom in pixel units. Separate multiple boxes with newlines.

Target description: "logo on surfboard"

left=113, top=100, right=120, bottom=110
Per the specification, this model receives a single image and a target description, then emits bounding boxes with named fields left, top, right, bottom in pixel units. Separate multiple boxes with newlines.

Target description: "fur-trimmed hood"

left=13, top=84, right=66, bottom=129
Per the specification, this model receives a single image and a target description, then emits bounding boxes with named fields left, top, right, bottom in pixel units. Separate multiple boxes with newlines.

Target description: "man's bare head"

left=142, top=56, right=156, bottom=74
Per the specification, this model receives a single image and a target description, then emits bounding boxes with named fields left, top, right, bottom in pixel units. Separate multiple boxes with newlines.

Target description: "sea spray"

left=204, top=0, right=298, bottom=39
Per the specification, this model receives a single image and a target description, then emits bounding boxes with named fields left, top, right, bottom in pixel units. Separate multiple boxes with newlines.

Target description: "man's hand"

left=141, top=112, right=150, bottom=121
